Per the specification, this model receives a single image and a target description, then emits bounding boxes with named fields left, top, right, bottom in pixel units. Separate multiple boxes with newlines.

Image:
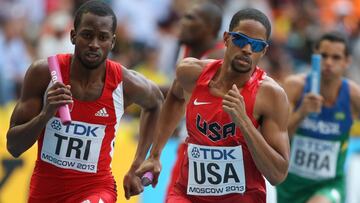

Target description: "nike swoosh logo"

left=193, top=98, right=211, bottom=106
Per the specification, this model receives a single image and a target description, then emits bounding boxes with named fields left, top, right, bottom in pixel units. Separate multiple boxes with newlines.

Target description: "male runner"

left=6, top=1, right=163, bottom=202
left=277, top=32, right=360, bottom=203
left=137, top=8, right=290, bottom=203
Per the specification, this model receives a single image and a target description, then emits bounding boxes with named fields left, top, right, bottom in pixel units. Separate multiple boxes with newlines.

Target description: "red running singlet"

left=168, top=60, right=266, bottom=203
left=29, top=54, right=124, bottom=203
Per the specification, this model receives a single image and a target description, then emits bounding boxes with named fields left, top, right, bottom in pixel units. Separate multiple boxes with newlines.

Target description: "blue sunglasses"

left=228, top=32, right=268, bottom=52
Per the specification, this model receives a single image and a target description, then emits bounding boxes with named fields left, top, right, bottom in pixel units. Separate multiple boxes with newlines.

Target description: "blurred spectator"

left=45, top=0, right=73, bottom=15
left=347, top=20, right=360, bottom=84
left=260, top=41, right=293, bottom=86
left=156, top=9, right=179, bottom=78
left=37, top=11, right=74, bottom=59
left=134, top=46, right=170, bottom=85
left=0, top=3, right=31, bottom=105
left=112, top=0, right=172, bottom=61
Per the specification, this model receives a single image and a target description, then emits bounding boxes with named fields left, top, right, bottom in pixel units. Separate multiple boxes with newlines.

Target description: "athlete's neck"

left=320, top=77, right=342, bottom=106
left=210, top=64, right=253, bottom=94
left=70, top=56, right=106, bottom=85
left=68, top=56, right=106, bottom=101
left=221, top=61, right=253, bottom=86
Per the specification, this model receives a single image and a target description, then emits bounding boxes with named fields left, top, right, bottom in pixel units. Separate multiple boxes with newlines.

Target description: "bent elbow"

left=7, top=144, right=22, bottom=158
left=6, top=139, right=22, bottom=158
left=267, top=175, right=286, bottom=186
left=151, top=85, right=165, bottom=108
left=267, top=151, right=290, bottom=185
left=157, top=92, right=164, bottom=105
left=267, top=169, right=288, bottom=186
left=152, top=94, right=164, bottom=111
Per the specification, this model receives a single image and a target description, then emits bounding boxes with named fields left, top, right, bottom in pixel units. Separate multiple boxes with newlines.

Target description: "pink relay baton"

left=141, top=172, right=154, bottom=186
left=47, top=56, right=72, bottom=125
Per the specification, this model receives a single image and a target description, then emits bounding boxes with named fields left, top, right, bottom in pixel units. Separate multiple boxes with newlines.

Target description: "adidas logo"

left=95, top=107, right=109, bottom=117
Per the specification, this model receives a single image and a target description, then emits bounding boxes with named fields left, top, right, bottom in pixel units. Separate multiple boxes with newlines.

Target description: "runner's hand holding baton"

left=47, top=55, right=72, bottom=125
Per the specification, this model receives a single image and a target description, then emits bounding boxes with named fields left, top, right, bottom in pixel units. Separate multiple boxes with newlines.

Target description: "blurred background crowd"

left=0, top=0, right=360, bottom=203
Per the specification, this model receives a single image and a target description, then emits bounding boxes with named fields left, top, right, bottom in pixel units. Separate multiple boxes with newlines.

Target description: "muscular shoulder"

left=176, top=57, right=216, bottom=93
left=122, top=66, right=153, bottom=96
left=283, top=74, right=306, bottom=90
left=282, top=73, right=306, bottom=104
left=27, top=59, right=50, bottom=78
left=122, top=66, right=144, bottom=84
left=348, top=79, right=360, bottom=115
left=348, top=79, right=360, bottom=97
left=260, top=76, right=285, bottom=91
left=255, top=76, right=289, bottom=116
left=21, top=59, right=51, bottom=99
left=122, top=66, right=163, bottom=108
left=176, top=57, right=210, bottom=78
left=259, top=76, right=288, bottom=103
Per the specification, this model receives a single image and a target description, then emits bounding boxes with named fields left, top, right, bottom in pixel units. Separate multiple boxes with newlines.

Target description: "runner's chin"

left=80, top=54, right=104, bottom=70
left=231, top=59, right=251, bottom=73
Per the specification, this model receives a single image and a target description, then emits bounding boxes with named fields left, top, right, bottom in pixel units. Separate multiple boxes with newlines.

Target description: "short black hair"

left=198, top=2, right=223, bottom=37
left=74, top=0, right=117, bottom=33
left=314, top=31, right=350, bottom=56
left=229, top=8, right=271, bottom=39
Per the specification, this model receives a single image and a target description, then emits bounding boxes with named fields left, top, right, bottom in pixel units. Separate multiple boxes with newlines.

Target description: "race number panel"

left=187, top=143, right=246, bottom=196
left=289, top=135, right=340, bottom=180
left=41, top=118, right=106, bottom=173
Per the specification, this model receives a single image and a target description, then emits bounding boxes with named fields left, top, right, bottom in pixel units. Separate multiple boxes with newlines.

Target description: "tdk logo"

left=193, top=147, right=236, bottom=160
left=64, top=123, right=99, bottom=137
left=296, top=138, right=337, bottom=152
left=51, top=120, right=62, bottom=131
left=191, top=147, right=200, bottom=158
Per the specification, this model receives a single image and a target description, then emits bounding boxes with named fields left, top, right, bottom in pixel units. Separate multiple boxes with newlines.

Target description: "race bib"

left=289, top=135, right=340, bottom=180
left=187, top=143, right=246, bottom=196
left=41, top=118, right=106, bottom=173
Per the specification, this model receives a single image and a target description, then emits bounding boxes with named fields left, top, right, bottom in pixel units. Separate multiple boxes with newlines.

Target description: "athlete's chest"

left=70, top=80, right=105, bottom=101
left=66, top=74, right=124, bottom=123
left=186, top=87, right=238, bottom=144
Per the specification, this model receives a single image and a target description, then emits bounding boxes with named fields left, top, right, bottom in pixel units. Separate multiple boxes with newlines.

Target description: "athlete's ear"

left=223, top=31, right=230, bottom=47
left=261, top=46, right=268, bottom=57
left=111, top=34, right=116, bottom=50
left=70, top=29, right=76, bottom=45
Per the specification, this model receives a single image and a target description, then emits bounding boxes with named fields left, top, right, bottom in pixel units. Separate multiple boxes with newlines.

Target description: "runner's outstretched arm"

left=135, top=58, right=208, bottom=187
left=122, top=68, right=164, bottom=199
left=135, top=79, right=186, bottom=187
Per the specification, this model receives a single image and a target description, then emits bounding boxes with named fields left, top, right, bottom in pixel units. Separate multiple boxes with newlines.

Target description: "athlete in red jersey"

left=6, top=1, right=163, bottom=202
left=166, top=1, right=225, bottom=198
left=137, top=8, right=290, bottom=203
